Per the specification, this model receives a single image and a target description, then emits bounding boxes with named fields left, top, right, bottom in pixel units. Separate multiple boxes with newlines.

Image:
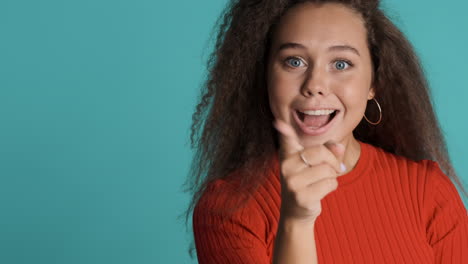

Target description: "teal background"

left=0, top=0, right=466, bottom=263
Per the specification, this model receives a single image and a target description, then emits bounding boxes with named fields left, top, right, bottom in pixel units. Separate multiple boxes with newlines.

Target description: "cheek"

left=267, top=70, right=298, bottom=119
left=267, top=84, right=288, bottom=120
left=335, top=76, right=372, bottom=112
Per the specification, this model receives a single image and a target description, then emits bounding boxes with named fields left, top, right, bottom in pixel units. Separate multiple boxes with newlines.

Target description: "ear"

left=367, top=86, right=375, bottom=100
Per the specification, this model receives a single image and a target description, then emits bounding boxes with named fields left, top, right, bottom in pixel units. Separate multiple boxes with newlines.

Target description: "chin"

left=299, top=134, right=335, bottom=147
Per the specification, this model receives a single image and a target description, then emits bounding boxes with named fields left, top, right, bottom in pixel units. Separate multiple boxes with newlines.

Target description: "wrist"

left=278, top=216, right=316, bottom=233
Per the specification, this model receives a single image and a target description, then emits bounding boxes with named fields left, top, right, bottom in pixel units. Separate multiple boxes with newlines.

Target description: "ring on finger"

left=299, top=151, right=312, bottom=167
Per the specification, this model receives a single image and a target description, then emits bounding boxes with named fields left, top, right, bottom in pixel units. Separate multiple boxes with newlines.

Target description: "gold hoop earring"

left=364, top=98, right=382, bottom=125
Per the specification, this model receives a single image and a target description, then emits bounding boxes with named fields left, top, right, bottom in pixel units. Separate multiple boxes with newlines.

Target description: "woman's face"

left=267, top=2, right=374, bottom=148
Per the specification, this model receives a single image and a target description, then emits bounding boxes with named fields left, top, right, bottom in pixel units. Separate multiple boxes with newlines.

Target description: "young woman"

left=184, top=0, right=468, bottom=263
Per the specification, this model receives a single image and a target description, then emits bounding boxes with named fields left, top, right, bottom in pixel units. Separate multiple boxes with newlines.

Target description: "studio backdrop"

left=0, top=0, right=466, bottom=263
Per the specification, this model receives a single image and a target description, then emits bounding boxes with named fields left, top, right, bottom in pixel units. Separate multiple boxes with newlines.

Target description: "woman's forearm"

left=273, top=218, right=318, bottom=264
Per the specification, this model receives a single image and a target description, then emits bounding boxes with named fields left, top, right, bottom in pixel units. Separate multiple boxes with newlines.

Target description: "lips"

left=293, top=109, right=340, bottom=136
left=296, top=110, right=338, bottom=123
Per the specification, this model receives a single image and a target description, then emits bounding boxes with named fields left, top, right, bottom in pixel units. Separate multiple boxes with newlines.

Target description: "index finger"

left=273, top=119, right=304, bottom=158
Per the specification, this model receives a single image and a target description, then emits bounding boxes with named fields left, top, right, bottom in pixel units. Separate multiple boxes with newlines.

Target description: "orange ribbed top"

left=193, top=141, right=468, bottom=263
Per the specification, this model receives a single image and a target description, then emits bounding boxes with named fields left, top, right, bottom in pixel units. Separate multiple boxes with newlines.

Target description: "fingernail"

left=340, top=163, right=347, bottom=173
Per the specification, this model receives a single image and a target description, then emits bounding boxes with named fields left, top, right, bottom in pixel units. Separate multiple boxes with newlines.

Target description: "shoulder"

left=194, top=177, right=252, bottom=219
left=192, top=175, right=273, bottom=250
left=192, top=164, right=281, bottom=263
left=195, top=153, right=280, bottom=212
left=364, top=142, right=441, bottom=177
left=420, top=160, right=467, bottom=217
left=193, top=155, right=281, bottom=238
left=193, top=159, right=279, bottom=221
left=419, top=161, right=468, bottom=246
left=363, top=142, right=457, bottom=204
left=364, top=143, right=467, bottom=227
left=365, top=140, right=464, bottom=198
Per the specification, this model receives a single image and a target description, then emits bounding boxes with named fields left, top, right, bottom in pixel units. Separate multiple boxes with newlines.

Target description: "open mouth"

left=296, top=109, right=338, bottom=129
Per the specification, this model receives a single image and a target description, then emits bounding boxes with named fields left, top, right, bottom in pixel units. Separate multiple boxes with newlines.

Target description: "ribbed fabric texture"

left=193, top=141, right=468, bottom=263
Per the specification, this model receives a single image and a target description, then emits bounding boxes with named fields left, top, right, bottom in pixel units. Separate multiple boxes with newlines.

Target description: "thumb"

left=325, top=141, right=347, bottom=173
left=273, top=119, right=304, bottom=158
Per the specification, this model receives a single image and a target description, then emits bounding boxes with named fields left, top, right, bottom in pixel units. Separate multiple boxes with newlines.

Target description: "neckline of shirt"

left=337, top=140, right=373, bottom=187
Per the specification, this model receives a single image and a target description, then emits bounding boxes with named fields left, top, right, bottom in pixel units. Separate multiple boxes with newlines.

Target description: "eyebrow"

left=277, top=42, right=361, bottom=56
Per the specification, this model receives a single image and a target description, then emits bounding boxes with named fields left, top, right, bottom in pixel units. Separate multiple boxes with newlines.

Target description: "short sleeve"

left=192, top=181, right=271, bottom=264
left=423, top=161, right=468, bottom=263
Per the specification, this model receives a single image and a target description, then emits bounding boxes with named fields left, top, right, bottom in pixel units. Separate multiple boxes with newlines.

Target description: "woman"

left=184, top=0, right=468, bottom=263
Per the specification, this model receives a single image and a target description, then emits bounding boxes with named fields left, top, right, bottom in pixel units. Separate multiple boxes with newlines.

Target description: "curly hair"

left=181, top=0, right=467, bottom=259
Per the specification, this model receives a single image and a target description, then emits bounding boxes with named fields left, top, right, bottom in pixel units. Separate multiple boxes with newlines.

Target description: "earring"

left=364, top=98, right=382, bottom=125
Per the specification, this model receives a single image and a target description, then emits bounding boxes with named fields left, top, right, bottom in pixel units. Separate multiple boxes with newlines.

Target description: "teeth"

left=300, top=109, right=336, bottom=116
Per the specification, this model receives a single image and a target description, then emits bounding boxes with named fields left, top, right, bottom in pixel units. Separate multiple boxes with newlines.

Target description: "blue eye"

left=286, top=57, right=305, bottom=68
left=334, top=60, right=350, bottom=70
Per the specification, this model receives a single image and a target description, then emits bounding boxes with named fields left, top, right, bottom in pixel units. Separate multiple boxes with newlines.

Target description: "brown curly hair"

left=180, top=0, right=467, bottom=259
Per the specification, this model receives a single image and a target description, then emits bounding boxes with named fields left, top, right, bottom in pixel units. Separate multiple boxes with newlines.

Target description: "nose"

left=301, top=69, right=328, bottom=97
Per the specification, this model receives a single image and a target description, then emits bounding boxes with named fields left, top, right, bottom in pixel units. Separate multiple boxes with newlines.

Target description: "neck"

left=340, top=135, right=361, bottom=174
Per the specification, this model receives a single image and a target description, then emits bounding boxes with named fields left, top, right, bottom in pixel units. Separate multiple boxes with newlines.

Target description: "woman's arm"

left=192, top=182, right=271, bottom=264
left=273, top=217, right=317, bottom=264
left=424, top=161, right=468, bottom=263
